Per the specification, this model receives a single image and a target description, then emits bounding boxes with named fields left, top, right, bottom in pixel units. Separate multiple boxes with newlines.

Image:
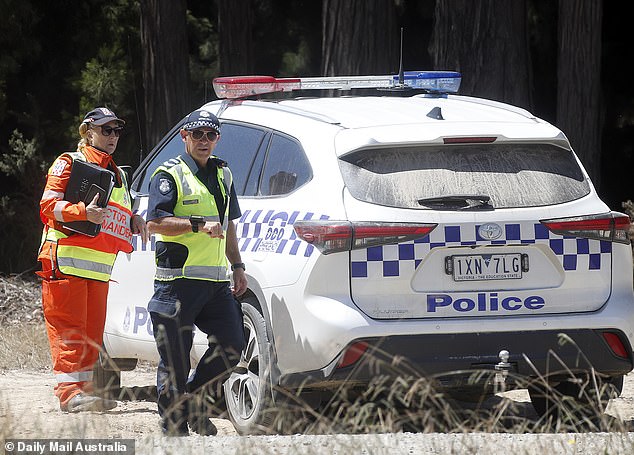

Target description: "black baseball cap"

left=82, top=107, right=125, bottom=126
left=182, top=109, right=220, bottom=133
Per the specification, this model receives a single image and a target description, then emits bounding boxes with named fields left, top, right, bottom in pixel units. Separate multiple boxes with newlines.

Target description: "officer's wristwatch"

left=231, top=262, right=246, bottom=272
left=190, top=215, right=205, bottom=233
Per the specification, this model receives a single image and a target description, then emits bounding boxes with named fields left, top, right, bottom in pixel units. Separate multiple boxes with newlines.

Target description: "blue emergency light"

left=213, top=71, right=462, bottom=99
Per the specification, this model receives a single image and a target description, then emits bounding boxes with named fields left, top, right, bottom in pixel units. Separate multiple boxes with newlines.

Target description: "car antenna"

left=398, top=27, right=405, bottom=88
left=382, top=27, right=411, bottom=94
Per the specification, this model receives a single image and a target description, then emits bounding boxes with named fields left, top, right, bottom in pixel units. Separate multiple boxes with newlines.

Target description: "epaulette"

left=211, top=157, right=228, bottom=168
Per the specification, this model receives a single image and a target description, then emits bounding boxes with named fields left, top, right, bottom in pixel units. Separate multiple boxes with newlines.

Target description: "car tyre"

left=528, top=374, right=623, bottom=424
left=224, top=297, right=293, bottom=435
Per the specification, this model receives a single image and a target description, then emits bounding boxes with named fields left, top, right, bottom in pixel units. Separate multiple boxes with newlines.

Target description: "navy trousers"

left=148, top=278, right=244, bottom=426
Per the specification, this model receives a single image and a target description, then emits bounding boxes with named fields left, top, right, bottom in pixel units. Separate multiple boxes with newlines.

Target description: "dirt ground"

left=2, top=369, right=634, bottom=454
left=0, top=368, right=237, bottom=438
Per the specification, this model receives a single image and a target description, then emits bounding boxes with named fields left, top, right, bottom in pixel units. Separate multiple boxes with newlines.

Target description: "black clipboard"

left=62, top=159, right=116, bottom=237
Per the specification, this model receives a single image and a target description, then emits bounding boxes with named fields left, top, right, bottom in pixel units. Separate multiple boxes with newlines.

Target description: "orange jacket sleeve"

left=40, top=155, right=87, bottom=224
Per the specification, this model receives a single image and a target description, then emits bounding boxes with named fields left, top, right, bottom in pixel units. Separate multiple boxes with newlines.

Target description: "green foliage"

left=280, top=41, right=313, bottom=77
left=1, top=129, right=43, bottom=177
left=76, top=48, right=131, bottom=122
left=0, top=130, right=45, bottom=273
left=71, top=0, right=141, bottom=166
left=188, top=10, right=219, bottom=103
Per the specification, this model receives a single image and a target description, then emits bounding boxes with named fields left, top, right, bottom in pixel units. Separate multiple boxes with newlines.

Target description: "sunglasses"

left=188, top=130, right=219, bottom=142
left=99, top=125, right=124, bottom=137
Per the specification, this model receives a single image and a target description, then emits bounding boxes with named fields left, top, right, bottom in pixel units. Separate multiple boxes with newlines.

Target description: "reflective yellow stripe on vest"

left=152, top=155, right=231, bottom=282
left=43, top=151, right=132, bottom=281
left=56, top=245, right=114, bottom=281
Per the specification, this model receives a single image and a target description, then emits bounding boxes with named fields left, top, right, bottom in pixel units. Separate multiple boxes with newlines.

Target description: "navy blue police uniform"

left=147, top=151, right=244, bottom=435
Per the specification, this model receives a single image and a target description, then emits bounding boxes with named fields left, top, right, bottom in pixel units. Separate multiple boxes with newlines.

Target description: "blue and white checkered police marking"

left=236, top=209, right=330, bottom=257
left=350, top=222, right=611, bottom=279
left=132, top=214, right=611, bottom=278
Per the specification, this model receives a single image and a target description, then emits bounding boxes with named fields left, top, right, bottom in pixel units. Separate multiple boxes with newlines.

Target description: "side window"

left=259, top=134, right=311, bottom=196
left=243, top=134, right=269, bottom=197
left=132, top=122, right=267, bottom=196
left=214, top=123, right=268, bottom=196
left=134, top=131, right=184, bottom=194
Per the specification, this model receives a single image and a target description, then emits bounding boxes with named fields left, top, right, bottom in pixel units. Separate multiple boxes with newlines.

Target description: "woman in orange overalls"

left=37, top=107, right=148, bottom=412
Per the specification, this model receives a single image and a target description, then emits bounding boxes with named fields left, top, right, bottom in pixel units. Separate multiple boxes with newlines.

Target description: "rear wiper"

left=417, top=195, right=494, bottom=210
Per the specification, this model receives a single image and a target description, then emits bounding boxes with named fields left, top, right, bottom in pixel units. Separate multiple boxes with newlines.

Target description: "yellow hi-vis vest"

left=42, top=152, right=134, bottom=281
left=152, top=155, right=232, bottom=282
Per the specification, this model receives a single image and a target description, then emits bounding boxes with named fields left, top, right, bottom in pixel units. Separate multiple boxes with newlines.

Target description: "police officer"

left=146, top=109, right=247, bottom=436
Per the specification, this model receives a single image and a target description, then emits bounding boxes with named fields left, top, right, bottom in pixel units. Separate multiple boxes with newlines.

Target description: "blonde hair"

left=77, top=122, right=91, bottom=151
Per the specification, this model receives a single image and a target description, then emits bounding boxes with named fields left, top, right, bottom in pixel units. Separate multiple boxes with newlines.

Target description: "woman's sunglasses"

left=99, top=125, right=124, bottom=137
left=189, top=130, right=219, bottom=142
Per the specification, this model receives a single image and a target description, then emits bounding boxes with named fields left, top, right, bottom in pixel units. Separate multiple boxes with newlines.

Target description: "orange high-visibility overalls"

left=38, top=145, right=133, bottom=408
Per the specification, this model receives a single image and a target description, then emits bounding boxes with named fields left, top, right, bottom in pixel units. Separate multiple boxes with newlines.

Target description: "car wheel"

left=224, top=297, right=283, bottom=435
left=528, top=374, right=623, bottom=422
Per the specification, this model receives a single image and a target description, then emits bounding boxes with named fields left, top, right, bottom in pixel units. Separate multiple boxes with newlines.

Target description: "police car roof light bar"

left=212, top=71, right=462, bottom=99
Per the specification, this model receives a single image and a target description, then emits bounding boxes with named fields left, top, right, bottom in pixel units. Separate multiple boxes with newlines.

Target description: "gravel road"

left=2, top=369, right=634, bottom=454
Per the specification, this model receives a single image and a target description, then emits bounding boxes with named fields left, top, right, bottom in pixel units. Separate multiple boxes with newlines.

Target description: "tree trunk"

left=322, top=0, right=399, bottom=76
left=217, top=0, right=254, bottom=76
left=139, top=0, right=189, bottom=150
left=557, top=0, right=603, bottom=184
left=430, top=0, right=531, bottom=109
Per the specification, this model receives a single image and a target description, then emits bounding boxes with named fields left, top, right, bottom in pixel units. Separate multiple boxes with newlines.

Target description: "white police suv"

left=102, top=71, right=634, bottom=434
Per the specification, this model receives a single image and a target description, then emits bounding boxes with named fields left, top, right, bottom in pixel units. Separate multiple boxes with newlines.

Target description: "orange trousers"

left=38, top=241, right=109, bottom=407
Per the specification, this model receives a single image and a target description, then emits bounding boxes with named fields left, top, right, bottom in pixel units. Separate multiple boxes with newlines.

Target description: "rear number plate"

left=448, top=254, right=525, bottom=281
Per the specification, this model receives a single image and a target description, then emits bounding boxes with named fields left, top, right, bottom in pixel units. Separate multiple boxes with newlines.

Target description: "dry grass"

left=0, top=322, right=50, bottom=370
left=0, top=273, right=42, bottom=325
left=232, top=368, right=630, bottom=436
left=0, top=273, right=632, bottom=441
left=0, top=274, right=50, bottom=370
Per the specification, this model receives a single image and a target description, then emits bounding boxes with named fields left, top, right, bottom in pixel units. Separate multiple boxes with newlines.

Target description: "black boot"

left=187, top=393, right=217, bottom=436
left=158, top=392, right=189, bottom=436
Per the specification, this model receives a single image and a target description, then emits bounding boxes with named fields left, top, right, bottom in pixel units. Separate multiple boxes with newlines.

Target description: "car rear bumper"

left=279, top=329, right=633, bottom=389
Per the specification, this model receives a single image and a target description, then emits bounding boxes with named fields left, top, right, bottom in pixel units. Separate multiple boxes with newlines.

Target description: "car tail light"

left=293, top=221, right=437, bottom=255
left=602, top=332, right=630, bottom=359
left=337, top=341, right=369, bottom=368
left=540, top=212, right=631, bottom=244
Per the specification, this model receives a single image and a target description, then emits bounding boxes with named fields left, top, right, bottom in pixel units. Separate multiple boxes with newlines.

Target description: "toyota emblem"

left=478, top=223, right=503, bottom=240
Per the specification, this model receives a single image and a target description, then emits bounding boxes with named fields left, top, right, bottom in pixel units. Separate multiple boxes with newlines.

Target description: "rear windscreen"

left=338, top=143, right=590, bottom=209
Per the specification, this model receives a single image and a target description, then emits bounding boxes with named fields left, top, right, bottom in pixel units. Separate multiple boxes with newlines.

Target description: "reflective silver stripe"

left=220, top=167, right=231, bottom=230
left=156, top=265, right=228, bottom=281
left=53, top=201, right=70, bottom=221
left=174, top=165, right=193, bottom=195
left=55, top=370, right=93, bottom=383
left=222, top=166, right=233, bottom=195
left=155, top=267, right=183, bottom=281
left=57, top=257, right=113, bottom=275
left=186, top=265, right=228, bottom=280
left=42, top=189, right=65, bottom=200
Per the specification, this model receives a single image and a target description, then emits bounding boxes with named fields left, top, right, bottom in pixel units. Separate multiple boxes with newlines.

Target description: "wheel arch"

left=237, top=281, right=282, bottom=386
